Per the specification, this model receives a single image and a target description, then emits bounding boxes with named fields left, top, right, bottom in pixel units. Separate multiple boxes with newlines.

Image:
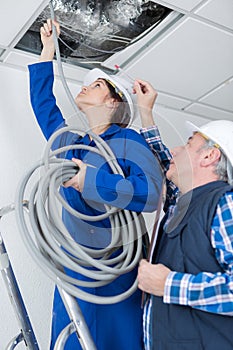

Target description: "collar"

left=82, top=123, right=121, bottom=144
left=99, top=123, right=121, bottom=137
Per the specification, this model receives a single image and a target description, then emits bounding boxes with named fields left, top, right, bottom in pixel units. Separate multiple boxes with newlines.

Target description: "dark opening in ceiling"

left=15, top=0, right=172, bottom=70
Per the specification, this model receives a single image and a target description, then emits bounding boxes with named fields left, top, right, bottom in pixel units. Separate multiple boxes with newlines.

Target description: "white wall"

left=0, top=64, right=54, bottom=349
left=0, top=62, right=209, bottom=349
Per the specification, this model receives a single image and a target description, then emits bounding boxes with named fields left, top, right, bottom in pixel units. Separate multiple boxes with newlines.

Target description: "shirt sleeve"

left=28, top=61, right=79, bottom=153
left=140, top=125, right=171, bottom=172
left=140, top=125, right=179, bottom=209
left=82, top=130, right=163, bottom=213
left=164, top=192, right=233, bottom=316
left=28, top=61, right=65, bottom=139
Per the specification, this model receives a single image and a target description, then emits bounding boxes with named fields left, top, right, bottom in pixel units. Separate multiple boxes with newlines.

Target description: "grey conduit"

left=14, top=125, right=144, bottom=304
left=49, top=1, right=88, bottom=131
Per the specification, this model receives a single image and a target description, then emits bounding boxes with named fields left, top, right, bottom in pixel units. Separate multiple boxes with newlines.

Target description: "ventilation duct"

left=15, top=0, right=179, bottom=71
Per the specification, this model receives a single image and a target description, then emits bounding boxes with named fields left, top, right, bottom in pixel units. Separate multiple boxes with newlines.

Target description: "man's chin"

left=166, top=170, right=172, bottom=181
left=166, top=171, right=178, bottom=187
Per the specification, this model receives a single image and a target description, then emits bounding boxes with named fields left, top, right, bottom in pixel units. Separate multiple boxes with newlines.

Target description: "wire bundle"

left=14, top=126, right=144, bottom=304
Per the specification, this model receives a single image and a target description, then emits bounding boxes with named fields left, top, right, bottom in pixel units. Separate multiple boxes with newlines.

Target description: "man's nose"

left=171, top=145, right=184, bottom=157
left=170, top=149, right=176, bottom=158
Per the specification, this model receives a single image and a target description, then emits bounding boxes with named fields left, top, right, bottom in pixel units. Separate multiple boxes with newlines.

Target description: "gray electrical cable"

left=49, top=1, right=88, bottom=130
left=14, top=125, right=144, bottom=304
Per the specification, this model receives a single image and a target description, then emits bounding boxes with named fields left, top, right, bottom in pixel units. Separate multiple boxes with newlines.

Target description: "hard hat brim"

left=185, top=121, right=203, bottom=138
left=83, top=68, right=134, bottom=126
left=186, top=120, right=233, bottom=166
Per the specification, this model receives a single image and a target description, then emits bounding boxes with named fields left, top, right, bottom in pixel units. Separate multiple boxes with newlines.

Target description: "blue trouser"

left=50, top=266, right=143, bottom=350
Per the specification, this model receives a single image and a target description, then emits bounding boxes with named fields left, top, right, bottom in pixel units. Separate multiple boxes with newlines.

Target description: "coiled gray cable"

left=14, top=125, right=144, bottom=304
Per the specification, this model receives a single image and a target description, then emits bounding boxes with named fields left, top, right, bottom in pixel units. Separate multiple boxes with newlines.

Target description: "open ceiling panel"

left=14, top=0, right=180, bottom=71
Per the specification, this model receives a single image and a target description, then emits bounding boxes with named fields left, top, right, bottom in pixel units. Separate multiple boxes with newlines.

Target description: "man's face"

left=166, top=132, right=206, bottom=188
left=75, top=79, right=112, bottom=111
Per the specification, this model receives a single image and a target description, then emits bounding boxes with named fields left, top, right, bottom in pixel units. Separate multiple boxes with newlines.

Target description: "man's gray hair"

left=201, top=139, right=233, bottom=185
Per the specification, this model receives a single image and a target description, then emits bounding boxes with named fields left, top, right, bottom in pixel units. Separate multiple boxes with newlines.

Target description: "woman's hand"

left=40, top=19, right=60, bottom=62
left=133, top=79, right=158, bottom=127
left=63, top=158, right=87, bottom=193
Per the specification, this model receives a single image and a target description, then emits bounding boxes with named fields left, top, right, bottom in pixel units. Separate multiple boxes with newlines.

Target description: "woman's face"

left=75, top=79, right=113, bottom=111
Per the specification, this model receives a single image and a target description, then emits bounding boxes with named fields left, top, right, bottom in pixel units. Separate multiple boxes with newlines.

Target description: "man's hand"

left=137, top=259, right=171, bottom=296
left=133, top=79, right=158, bottom=127
left=63, top=158, right=87, bottom=192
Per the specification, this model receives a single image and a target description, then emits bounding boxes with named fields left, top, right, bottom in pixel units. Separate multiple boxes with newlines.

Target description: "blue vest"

left=151, top=181, right=233, bottom=350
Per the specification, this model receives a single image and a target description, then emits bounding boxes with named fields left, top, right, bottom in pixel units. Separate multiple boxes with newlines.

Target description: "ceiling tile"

left=153, top=105, right=210, bottom=147
left=156, top=0, right=204, bottom=11
left=5, top=51, right=87, bottom=83
left=185, top=103, right=233, bottom=121
left=0, top=0, right=47, bottom=46
left=195, top=0, right=233, bottom=30
left=156, top=92, right=191, bottom=109
left=200, top=78, right=233, bottom=111
left=4, top=50, right=38, bottom=67
left=128, top=18, right=233, bottom=100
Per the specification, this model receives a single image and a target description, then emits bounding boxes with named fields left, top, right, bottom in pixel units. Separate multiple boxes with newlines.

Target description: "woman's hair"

left=104, top=79, right=131, bottom=128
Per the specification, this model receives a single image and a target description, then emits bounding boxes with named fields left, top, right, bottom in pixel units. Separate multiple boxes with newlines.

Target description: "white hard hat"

left=186, top=120, right=233, bottom=166
left=83, top=68, right=134, bottom=126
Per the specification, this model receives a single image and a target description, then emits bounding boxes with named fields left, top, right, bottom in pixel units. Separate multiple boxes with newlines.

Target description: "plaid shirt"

left=140, top=126, right=233, bottom=350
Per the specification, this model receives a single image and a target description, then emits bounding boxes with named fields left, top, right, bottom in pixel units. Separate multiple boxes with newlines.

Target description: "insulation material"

left=15, top=0, right=171, bottom=68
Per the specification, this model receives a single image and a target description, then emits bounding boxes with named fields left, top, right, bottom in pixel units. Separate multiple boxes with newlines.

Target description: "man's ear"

left=200, top=147, right=221, bottom=167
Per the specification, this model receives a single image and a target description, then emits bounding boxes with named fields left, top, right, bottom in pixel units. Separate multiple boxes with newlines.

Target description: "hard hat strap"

left=197, top=132, right=220, bottom=149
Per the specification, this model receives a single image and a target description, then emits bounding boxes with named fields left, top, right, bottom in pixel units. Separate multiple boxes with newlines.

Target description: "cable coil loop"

left=15, top=126, right=144, bottom=304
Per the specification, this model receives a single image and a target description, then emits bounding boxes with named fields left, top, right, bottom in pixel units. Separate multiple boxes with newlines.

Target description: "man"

left=135, top=79, right=233, bottom=350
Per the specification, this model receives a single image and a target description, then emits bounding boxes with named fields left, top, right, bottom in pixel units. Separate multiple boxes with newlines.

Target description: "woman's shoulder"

left=121, top=127, right=150, bottom=146
left=118, top=127, right=141, bottom=138
left=109, top=125, right=148, bottom=146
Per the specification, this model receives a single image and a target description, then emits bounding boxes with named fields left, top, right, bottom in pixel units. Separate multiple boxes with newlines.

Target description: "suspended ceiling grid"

left=119, top=0, right=233, bottom=121
left=0, top=0, right=232, bottom=122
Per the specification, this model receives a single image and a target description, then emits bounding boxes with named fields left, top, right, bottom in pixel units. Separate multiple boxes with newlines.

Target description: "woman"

left=28, top=19, right=162, bottom=350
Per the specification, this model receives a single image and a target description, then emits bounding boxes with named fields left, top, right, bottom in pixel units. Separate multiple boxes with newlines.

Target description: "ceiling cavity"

left=15, top=0, right=173, bottom=70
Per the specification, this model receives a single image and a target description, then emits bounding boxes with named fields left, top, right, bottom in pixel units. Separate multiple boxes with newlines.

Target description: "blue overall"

left=28, top=61, right=163, bottom=349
